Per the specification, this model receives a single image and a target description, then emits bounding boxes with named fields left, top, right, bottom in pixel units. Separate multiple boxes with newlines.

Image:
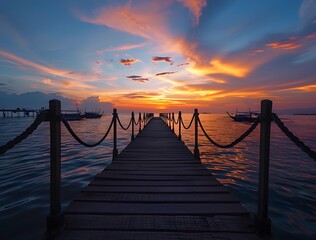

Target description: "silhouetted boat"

left=84, top=111, right=103, bottom=119
left=227, top=111, right=259, bottom=122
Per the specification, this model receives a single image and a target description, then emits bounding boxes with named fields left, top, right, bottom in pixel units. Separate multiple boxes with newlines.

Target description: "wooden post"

left=168, top=113, right=171, bottom=128
left=171, top=113, right=174, bottom=132
left=47, top=99, right=64, bottom=233
left=255, top=99, right=272, bottom=235
left=194, top=109, right=200, bottom=160
left=139, top=112, right=142, bottom=133
left=131, top=112, right=135, bottom=141
left=143, top=113, right=146, bottom=127
left=178, top=111, right=182, bottom=141
left=112, top=109, right=118, bottom=159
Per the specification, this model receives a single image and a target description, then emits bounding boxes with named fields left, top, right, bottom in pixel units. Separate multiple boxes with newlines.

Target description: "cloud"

left=78, top=1, right=170, bottom=40
left=126, top=75, right=142, bottom=79
left=0, top=83, right=7, bottom=86
left=188, top=59, right=249, bottom=78
left=120, top=92, right=160, bottom=99
left=265, top=32, right=316, bottom=50
left=177, top=62, right=190, bottom=67
left=97, top=42, right=147, bottom=55
left=266, top=38, right=301, bottom=50
left=0, top=91, right=113, bottom=111
left=132, top=77, right=149, bottom=83
left=155, top=71, right=177, bottom=76
left=177, top=0, right=207, bottom=25
left=152, top=56, right=173, bottom=64
left=299, top=0, right=316, bottom=20
left=120, top=58, right=140, bottom=66
left=126, top=75, right=149, bottom=82
left=0, top=50, right=115, bottom=83
left=81, top=96, right=113, bottom=112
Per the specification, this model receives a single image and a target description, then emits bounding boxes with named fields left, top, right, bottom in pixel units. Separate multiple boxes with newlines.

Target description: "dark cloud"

left=126, top=75, right=142, bottom=79
left=152, top=56, right=173, bottom=65
left=120, top=58, right=140, bottom=66
left=126, top=75, right=149, bottom=82
left=132, top=78, right=149, bottom=83
left=155, top=71, right=177, bottom=76
left=122, top=92, right=160, bottom=99
left=177, top=62, right=190, bottom=67
left=0, top=83, right=6, bottom=85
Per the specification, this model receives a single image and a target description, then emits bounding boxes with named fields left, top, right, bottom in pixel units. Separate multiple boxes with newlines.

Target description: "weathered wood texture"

left=56, top=117, right=258, bottom=239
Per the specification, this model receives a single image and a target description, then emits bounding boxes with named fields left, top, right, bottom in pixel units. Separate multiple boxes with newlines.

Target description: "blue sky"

left=0, top=0, right=315, bottom=112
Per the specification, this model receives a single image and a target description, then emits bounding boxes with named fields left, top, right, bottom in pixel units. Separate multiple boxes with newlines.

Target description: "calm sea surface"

left=0, top=113, right=315, bottom=239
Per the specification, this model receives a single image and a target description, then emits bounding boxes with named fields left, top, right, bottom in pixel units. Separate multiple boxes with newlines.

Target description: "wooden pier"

left=55, top=117, right=258, bottom=239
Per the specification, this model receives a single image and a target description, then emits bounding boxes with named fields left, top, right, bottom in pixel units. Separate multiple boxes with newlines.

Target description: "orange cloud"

left=152, top=56, right=173, bottom=64
left=0, top=50, right=69, bottom=77
left=177, top=0, right=207, bottom=25
left=187, top=59, right=249, bottom=78
left=97, top=42, right=147, bottom=55
left=120, top=58, right=140, bottom=66
left=78, top=1, right=169, bottom=41
left=278, top=83, right=316, bottom=92
left=266, top=41, right=301, bottom=50
left=0, top=50, right=116, bottom=83
left=265, top=32, right=316, bottom=51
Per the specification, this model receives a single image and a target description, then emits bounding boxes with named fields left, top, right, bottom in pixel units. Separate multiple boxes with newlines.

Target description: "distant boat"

left=227, top=111, right=259, bottom=122
left=84, top=111, right=103, bottom=119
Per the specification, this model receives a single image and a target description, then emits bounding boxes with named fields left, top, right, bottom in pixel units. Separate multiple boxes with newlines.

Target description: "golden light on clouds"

left=187, top=59, right=250, bottom=78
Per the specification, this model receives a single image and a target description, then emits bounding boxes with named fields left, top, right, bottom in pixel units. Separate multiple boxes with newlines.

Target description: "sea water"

left=0, top=113, right=315, bottom=239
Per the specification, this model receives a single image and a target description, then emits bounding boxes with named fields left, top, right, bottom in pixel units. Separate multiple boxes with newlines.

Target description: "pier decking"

left=56, top=117, right=258, bottom=239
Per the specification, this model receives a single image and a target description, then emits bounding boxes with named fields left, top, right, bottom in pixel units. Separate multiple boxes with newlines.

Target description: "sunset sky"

left=0, top=0, right=316, bottom=112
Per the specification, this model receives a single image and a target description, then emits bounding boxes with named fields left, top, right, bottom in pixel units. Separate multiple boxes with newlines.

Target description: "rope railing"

left=272, top=113, right=316, bottom=161
left=0, top=99, right=153, bottom=236
left=161, top=100, right=316, bottom=236
left=0, top=113, right=45, bottom=154
left=173, top=114, right=179, bottom=124
left=198, top=116, right=260, bottom=148
left=117, top=115, right=132, bottom=130
left=181, top=114, right=194, bottom=129
left=62, top=117, right=114, bottom=147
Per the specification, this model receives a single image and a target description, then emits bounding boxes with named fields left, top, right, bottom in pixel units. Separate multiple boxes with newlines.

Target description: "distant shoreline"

left=293, top=113, right=316, bottom=116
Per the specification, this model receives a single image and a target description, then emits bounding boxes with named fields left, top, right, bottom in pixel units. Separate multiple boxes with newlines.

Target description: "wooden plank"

left=56, top=230, right=258, bottom=240
left=99, top=169, right=212, bottom=176
left=74, top=192, right=240, bottom=203
left=64, top=215, right=253, bottom=233
left=65, top=202, right=248, bottom=215
left=82, top=185, right=228, bottom=193
left=95, top=173, right=215, bottom=181
left=89, top=179, right=222, bottom=186
left=56, top=117, right=258, bottom=239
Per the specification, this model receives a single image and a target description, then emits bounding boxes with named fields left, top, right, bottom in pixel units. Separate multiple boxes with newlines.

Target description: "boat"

left=84, top=111, right=103, bottom=119
left=227, top=111, right=259, bottom=122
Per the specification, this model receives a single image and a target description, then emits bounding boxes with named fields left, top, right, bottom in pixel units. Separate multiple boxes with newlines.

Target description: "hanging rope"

left=117, top=116, right=132, bottom=130
left=198, top=116, right=260, bottom=148
left=134, top=116, right=140, bottom=125
left=62, top=117, right=113, bottom=147
left=173, top=115, right=179, bottom=124
left=181, top=114, right=194, bottom=129
left=0, top=114, right=44, bottom=154
left=272, top=113, right=316, bottom=161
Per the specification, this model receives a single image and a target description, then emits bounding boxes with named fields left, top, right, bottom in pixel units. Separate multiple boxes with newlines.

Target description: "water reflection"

left=0, top=114, right=315, bottom=239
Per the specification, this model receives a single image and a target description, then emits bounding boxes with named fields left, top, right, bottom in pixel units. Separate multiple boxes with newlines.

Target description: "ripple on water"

left=0, top=114, right=316, bottom=239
